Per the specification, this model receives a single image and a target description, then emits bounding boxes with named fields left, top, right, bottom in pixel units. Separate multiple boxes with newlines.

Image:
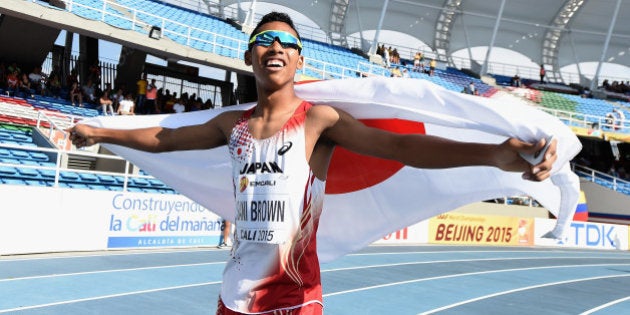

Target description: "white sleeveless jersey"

left=221, top=101, right=325, bottom=314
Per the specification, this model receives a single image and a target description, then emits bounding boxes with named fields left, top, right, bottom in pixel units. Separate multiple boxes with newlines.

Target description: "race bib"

left=234, top=174, right=295, bottom=244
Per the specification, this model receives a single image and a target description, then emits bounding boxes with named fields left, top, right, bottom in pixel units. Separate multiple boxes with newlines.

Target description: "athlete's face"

left=244, top=21, right=304, bottom=91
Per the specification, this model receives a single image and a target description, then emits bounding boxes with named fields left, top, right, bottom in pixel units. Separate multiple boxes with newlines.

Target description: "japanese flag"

left=85, top=77, right=581, bottom=262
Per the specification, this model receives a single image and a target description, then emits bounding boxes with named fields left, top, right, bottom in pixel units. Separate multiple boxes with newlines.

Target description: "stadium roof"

left=223, top=0, right=629, bottom=82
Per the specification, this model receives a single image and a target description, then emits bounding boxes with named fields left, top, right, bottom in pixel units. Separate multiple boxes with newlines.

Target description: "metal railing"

left=0, top=123, right=171, bottom=193
left=573, top=163, right=630, bottom=193
left=537, top=106, right=629, bottom=134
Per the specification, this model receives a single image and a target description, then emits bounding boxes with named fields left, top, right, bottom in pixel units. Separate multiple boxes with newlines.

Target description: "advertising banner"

left=535, top=218, right=628, bottom=250
left=0, top=185, right=223, bottom=255
left=105, top=192, right=223, bottom=249
left=428, top=212, right=533, bottom=246
left=373, top=220, right=429, bottom=245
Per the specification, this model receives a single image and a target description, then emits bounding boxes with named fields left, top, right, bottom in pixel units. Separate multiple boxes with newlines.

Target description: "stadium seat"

left=78, top=172, right=100, bottom=183
left=131, top=177, right=150, bottom=186
left=0, top=148, right=10, bottom=157
left=2, top=178, right=28, bottom=185
left=0, top=166, right=18, bottom=176
left=17, top=167, right=41, bottom=178
left=38, top=169, right=57, bottom=179
left=29, top=152, right=50, bottom=162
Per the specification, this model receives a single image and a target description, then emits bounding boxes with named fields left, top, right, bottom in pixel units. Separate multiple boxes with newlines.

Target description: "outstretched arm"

left=66, top=111, right=241, bottom=152
left=317, top=106, right=557, bottom=181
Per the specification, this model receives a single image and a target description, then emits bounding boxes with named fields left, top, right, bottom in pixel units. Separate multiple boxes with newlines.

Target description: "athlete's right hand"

left=66, top=124, right=96, bottom=148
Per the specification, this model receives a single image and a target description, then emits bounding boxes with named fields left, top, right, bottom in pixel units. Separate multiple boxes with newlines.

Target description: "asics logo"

left=278, top=141, right=293, bottom=155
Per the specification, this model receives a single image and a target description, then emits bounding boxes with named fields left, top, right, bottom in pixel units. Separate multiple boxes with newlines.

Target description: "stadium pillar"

left=63, top=31, right=73, bottom=83
left=568, top=32, right=585, bottom=86
left=243, top=0, right=258, bottom=33
left=79, top=35, right=98, bottom=84
left=590, top=0, right=622, bottom=91
left=460, top=13, right=474, bottom=66
left=116, top=46, right=147, bottom=93
left=480, top=0, right=506, bottom=76
left=353, top=0, right=368, bottom=52
left=368, top=0, right=389, bottom=55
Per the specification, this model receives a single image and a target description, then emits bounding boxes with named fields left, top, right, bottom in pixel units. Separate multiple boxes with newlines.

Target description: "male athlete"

left=68, top=12, right=557, bottom=315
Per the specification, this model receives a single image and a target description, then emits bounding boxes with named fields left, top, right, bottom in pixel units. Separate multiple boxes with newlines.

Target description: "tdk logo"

left=239, top=162, right=284, bottom=174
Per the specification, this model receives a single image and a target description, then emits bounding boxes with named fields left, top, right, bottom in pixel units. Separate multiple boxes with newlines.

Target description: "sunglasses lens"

left=249, top=31, right=302, bottom=51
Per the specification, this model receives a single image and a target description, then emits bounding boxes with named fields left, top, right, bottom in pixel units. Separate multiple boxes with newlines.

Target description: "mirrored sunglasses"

left=248, top=30, right=303, bottom=52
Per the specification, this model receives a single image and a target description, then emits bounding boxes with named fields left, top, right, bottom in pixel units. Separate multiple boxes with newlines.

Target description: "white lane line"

left=420, top=274, right=630, bottom=314
left=0, top=281, right=221, bottom=313
left=0, top=248, right=220, bottom=262
left=0, top=261, right=225, bottom=282
left=6, top=255, right=622, bottom=282
left=322, top=263, right=630, bottom=297
left=321, top=256, right=630, bottom=273
left=346, top=249, right=627, bottom=257
left=4, top=255, right=624, bottom=283
left=579, top=296, right=630, bottom=315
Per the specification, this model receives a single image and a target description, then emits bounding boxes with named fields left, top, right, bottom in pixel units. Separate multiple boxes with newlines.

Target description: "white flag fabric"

left=84, top=77, right=582, bottom=262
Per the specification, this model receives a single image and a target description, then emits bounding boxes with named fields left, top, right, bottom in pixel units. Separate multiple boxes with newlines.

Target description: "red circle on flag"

left=325, top=119, right=425, bottom=194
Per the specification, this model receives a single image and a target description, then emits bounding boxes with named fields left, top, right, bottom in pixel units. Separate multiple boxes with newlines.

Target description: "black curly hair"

left=248, top=11, right=302, bottom=51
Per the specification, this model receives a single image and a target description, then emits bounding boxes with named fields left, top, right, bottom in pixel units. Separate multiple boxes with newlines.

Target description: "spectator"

left=47, top=74, right=62, bottom=98
left=429, top=58, right=437, bottom=76
left=172, top=98, right=186, bottom=113
left=28, top=66, right=44, bottom=95
left=70, top=82, right=84, bottom=107
left=463, top=82, right=479, bottom=95
left=391, top=48, right=400, bottom=64
left=376, top=44, right=384, bottom=58
left=203, top=98, right=214, bottom=109
left=402, top=68, right=410, bottom=78
left=163, top=91, right=176, bottom=113
left=605, top=112, right=615, bottom=128
left=190, top=97, right=203, bottom=111
left=117, top=93, right=135, bottom=115
left=613, top=109, right=625, bottom=131
left=112, top=87, right=125, bottom=111
left=102, top=82, right=113, bottom=98
left=511, top=74, right=521, bottom=87
left=539, top=65, right=546, bottom=84
left=99, top=90, right=115, bottom=116
left=82, top=79, right=96, bottom=103
left=145, top=78, right=159, bottom=114
left=18, top=73, right=33, bottom=96
left=135, top=73, right=148, bottom=114
left=588, top=122, right=602, bottom=138
left=66, top=68, right=78, bottom=88
left=217, top=220, right=232, bottom=248
left=390, top=67, right=402, bottom=78
left=155, top=88, right=165, bottom=113
left=6, top=70, right=19, bottom=95
left=413, top=52, right=423, bottom=72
